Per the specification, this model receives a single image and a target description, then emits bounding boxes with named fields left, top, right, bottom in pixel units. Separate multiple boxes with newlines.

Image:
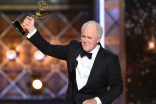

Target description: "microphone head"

left=73, top=60, right=78, bottom=68
left=70, top=60, right=78, bottom=79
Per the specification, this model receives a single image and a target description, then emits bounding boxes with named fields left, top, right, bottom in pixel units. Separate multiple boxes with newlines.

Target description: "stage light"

left=34, top=50, right=45, bottom=61
left=6, top=49, right=17, bottom=60
left=32, top=79, right=43, bottom=90
left=148, top=41, right=155, bottom=50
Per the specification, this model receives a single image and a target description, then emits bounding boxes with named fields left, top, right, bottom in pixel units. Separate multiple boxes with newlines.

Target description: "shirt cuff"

left=94, top=97, right=102, bottom=104
left=27, top=28, right=37, bottom=39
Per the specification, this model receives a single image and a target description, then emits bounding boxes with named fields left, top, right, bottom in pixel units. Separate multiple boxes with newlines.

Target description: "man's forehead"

left=82, top=24, right=96, bottom=32
left=85, top=24, right=96, bottom=28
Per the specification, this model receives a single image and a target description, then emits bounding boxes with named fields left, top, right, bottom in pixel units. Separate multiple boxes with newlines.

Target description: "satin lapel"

left=73, top=47, right=82, bottom=59
left=68, top=46, right=82, bottom=91
left=79, top=45, right=105, bottom=92
left=69, top=46, right=82, bottom=74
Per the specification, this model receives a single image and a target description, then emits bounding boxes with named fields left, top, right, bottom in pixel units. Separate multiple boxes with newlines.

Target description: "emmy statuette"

left=11, top=0, right=49, bottom=38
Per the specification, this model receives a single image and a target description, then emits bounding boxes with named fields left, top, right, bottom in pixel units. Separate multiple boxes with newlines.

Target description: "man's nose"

left=84, top=38, right=87, bottom=42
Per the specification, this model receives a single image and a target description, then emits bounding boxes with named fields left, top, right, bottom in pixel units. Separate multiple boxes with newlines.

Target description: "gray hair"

left=81, top=20, right=103, bottom=38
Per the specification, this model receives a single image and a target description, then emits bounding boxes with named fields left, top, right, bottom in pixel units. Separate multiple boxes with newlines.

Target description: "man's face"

left=81, top=24, right=101, bottom=52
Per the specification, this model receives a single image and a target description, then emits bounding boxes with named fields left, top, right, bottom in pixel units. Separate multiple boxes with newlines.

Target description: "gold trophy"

left=11, top=0, right=49, bottom=38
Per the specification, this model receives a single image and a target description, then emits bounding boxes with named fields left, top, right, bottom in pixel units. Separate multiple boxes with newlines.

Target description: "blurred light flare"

left=6, top=49, right=17, bottom=60
left=32, top=79, right=43, bottom=90
left=127, top=78, right=132, bottom=83
left=148, top=41, right=155, bottom=49
left=34, top=50, right=45, bottom=61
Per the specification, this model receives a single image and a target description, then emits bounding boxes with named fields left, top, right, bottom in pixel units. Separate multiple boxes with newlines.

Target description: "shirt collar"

left=89, top=44, right=100, bottom=60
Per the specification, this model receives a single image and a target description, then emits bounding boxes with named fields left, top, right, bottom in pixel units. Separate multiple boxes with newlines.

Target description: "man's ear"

left=97, top=36, right=101, bottom=43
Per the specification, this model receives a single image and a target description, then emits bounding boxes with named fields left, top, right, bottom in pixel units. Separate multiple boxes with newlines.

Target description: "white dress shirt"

left=27, top=28, right=37, bottom=38
left=76, top=45, right=102, bottom=104
left=27, top=29, right=102, bottom=104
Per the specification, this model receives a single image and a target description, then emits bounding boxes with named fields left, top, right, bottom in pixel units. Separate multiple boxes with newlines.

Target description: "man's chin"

left=83, top=49, right=90, bottom=52
left=82, top=46, right=90, bottom=52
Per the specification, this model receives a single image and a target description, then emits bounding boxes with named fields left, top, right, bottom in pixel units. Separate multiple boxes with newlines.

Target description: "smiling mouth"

left=83, top=44, right=88, bottom=46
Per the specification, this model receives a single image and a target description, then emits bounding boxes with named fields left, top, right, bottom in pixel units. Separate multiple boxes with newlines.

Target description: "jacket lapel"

left=68, top=44, right=82, bottom=91
left=69, top=44, right=82, bottom=75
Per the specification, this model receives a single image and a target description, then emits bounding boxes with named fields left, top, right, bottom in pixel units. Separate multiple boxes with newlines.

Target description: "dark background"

left=125, top=0, right=156, bottom=104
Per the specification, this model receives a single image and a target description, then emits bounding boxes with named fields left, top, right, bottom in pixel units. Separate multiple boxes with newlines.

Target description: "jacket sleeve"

left=98, top=55, right=123, bottom=104
left=27, top=31, right=69, bottom=60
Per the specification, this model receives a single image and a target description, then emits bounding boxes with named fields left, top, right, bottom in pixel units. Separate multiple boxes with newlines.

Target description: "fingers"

left=22, top=16, right=35, bottom=33
left=26, top=16, right=34, bottom=21
left=23, top=16, right=34, bottom=25
left=82, top=100, right=88, bottom=104
left=82, top=99, right=96, bottom=104
left=23, top=18, right=30, bottom=26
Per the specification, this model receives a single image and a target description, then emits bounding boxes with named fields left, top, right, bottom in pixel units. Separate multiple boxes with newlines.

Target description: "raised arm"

left=23, top=16, right=69, bottom=60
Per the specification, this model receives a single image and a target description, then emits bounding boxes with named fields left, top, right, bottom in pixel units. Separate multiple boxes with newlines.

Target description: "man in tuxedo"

left=23, top=16, right=123, bottom=104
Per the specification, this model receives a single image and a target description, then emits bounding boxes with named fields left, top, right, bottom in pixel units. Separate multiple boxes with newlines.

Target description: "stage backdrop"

left=0, top=0, right=125, bottom=104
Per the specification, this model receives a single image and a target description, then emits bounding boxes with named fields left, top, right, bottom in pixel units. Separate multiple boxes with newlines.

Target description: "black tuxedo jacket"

left=28, top=31, right=123, bottom=104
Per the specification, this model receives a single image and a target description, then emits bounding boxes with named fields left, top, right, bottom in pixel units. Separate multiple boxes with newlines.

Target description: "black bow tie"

left=80, top=50, right=92, bottom=59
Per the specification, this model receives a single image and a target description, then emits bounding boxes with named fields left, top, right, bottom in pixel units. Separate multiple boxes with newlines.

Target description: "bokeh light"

left=6, top=49, right=17, bottom=60
left=32, top=79, right=43, bottom=90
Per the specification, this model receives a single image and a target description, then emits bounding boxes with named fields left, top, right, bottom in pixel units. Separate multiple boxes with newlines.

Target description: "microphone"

left=73, top=60, right=78, bottom=69
left=70, top=60, right=78, bottom=79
